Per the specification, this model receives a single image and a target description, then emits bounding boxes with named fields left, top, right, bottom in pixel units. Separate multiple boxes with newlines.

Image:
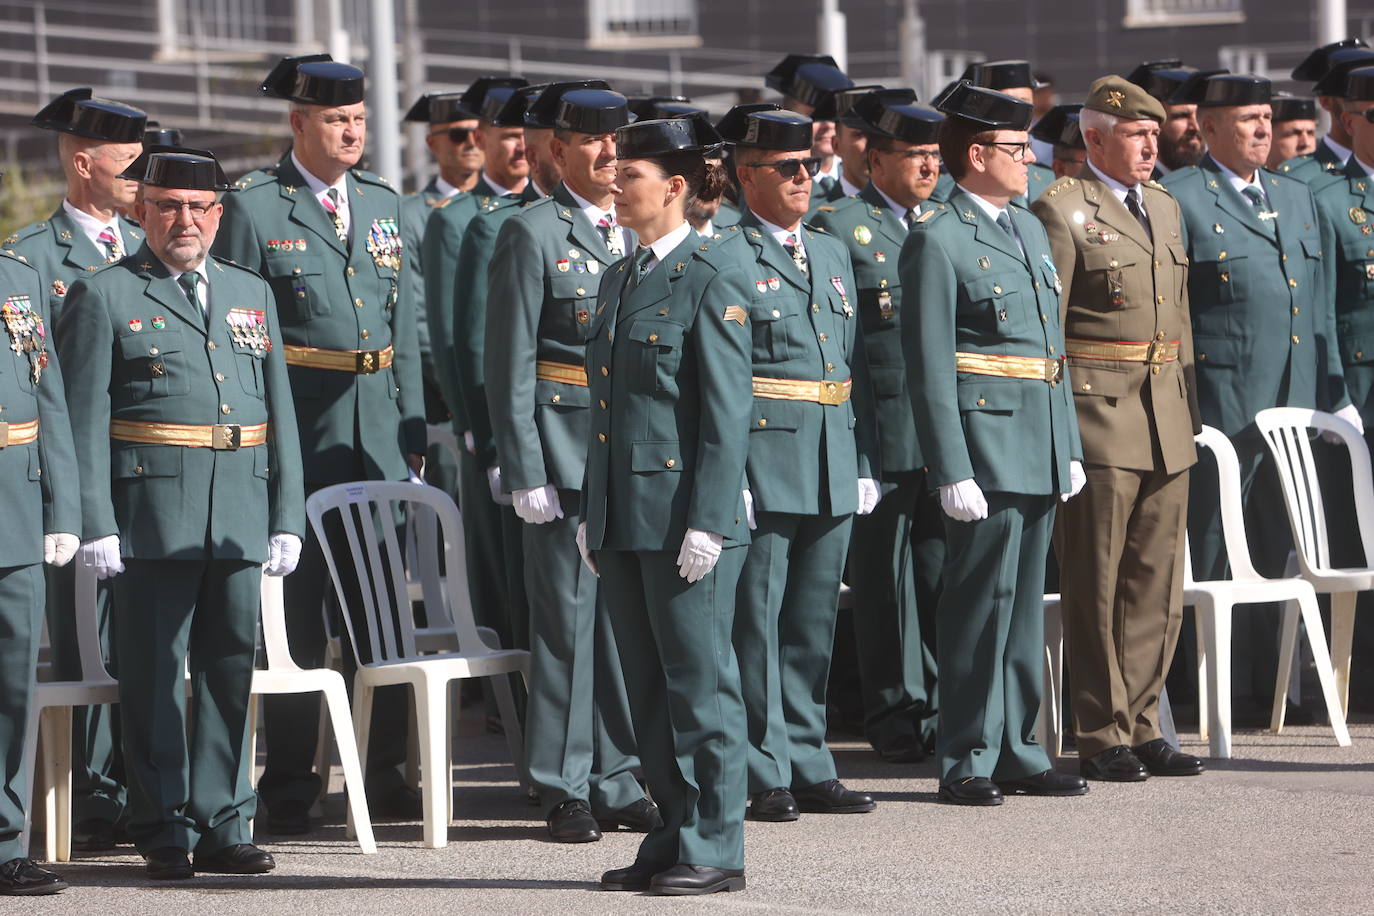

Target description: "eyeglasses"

left=980, top=141, right=1031, bottom=162
left=149, top=200, right=218, bottom=219
left=745, top=156, right=823, bottom=179
left=431, top=126, right=474, bottom=144
left=892, top=149, right=942, bottom=165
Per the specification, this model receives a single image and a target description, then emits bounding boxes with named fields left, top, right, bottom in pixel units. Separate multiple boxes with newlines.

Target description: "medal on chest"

left=2, top=295, right=48, bottom=384
left=226, top=307, right=271, bottom=353
left=366, top=218, right=403, bottom=270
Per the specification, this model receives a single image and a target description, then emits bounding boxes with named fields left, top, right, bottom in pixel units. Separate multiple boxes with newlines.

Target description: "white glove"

left=1323, top=404, right=1365, bottom=444
left=676, top=528, right=723, bottom=583
left=408, top=467, right=425, bottom=485
left=265, top=532, right=303, bottom=577
left=513, top=484, right=564, bottom=524
left=939, top=478, right=988, bottom=523
left=44, top=533, right=79, bottom=567
left=1063, top=460, right=1087, bottom=503
left=463, top=430, right=477, bottom=455
left=742, top=489, right=757, bottom=530
left=486, top=465, right=512, bottom=506
left=78, top=535, right=124, bottom=580
left=857, top=477, right=880, bottom=515
left=576, top=521, right=598, bottom=577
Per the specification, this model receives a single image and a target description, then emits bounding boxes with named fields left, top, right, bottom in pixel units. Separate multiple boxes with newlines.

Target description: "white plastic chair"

left=250, top=573, right=376, bottom=853
left=1039, top=594, right=1065, bottom=759
left=1188, top=424, right=1350, bottom=756
left=306, top=481, right=529, bottom=848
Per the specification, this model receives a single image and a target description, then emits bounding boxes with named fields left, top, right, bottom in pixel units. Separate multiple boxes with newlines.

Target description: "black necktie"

left=905, top=207, right=919, bottom=231
left=1241, top=185, right=1276, bottom=237
left=1125, top=188, right=1152, bottom=240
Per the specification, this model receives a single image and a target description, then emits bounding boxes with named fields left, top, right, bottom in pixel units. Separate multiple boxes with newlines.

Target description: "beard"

left=1159, top=133, right=1206, bottom=171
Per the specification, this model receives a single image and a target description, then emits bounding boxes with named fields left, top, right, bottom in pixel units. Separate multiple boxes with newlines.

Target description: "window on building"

left=588, top=0, right=701, bottom=48
left=1124, top=0, right=1246, bottom=28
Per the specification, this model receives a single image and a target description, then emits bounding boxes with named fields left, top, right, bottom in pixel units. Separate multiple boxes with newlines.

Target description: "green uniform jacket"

left=715, top=200, right=742, bottom=228
left=1315, top=159, right=1374, bottom=423
left=58, top=247, right=304, bottom=560
left=401, top=178, right=453, bottom=423
left=0, top=252, right=80, bottom=565
left=1026, top=163, right=1054, bottom=202
left=1162, top=156, right=1347, bottom=437
left=928, top=173, right=955, bottom=205
left=485, top=184, right=628, bottom=493
left=735, top=212, right=878, bottom=515
left=7, top=208, right=143, bottom=326
left=810, top=184, right=930, bottom=473
left=582, top=228, right=754, bottom=550
left=1278, top=138, right=1346, bottom=189
left=899, top=188, right=1082, bottom=494
left=214, top=154, right=425, bottom=483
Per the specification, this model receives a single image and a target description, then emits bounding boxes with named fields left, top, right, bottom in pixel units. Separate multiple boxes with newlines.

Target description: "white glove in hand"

left=513, top=484, right=564, bottom=525
left=44, top=533, right=79, bottom=567
left=939, top=478, right=988, bottom=522
left=742, top=489, right=757, bottom=531
left=1323, top=404, right=1365, bottom=444
left=676, top=528, right=723, bottom=583
left=79, top=535, right=124, bottom=580
left=463, top=430, right=477, bottom=455
left=857, top=477, right=880, bottom=515
left=265, top=532, right=303, bottom=577
left=576, top=521, right=598, bottom=577
left=1063, top=460, right=1087, bottom=503
left=486, top=465, right=513, bottom=506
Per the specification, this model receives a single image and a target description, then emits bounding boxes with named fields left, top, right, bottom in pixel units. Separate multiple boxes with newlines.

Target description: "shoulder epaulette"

left=912, top=205, right=947, bottom=227
left=211, top=254, right=259, bottom=276
left=816, top=205, right=836, bottom=212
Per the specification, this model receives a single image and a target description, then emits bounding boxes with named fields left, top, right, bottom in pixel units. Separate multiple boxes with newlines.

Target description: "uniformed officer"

left=765, top=55, right=855, bottom=206
left=624, top=98, right=728, bottom=237
left=717, top=103, right=879, bottom=821
left=60, top=150, right=304, bottom=878
left=962, top=61, right=1054, bottom=201
left=0, top=243, right=80, bottom=897
left=484, top=88, right=658, bottom=842
left=811, top=84, right=885, bottom=206
left=1163, top=73, right=1355, bottom=711
left=1126, top=61, right=1210, bottom=178
left=901, top=81, right=1087, bottom=806
left=1031, top=104, right=1087, bottom=179
left=213, top=54, right=426, bottom=833
left=578, top=115, right=754, bottom=897
left=1028, top=72, right=1059, bottom=166
left=810, top=90, right=944, bottom=764
left=1268, top=94, right=1319, bottom=170
left=1281, top=40, right=1371, bottom=185
left=7, top=87, right=147, bottom=853
left=1032, top=76, right=1205, bottom=782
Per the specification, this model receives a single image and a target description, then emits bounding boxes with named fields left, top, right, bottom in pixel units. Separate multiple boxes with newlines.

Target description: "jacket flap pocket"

left=1301, top=236, right=1323, bottom=259
left=118, top=329, right=184, bottom=359
left=534, top=377, right=591, bottom=408
left=1189, top=240, right=1243, bottom=265
left=869, top=365, right=906, bottom=399
left=264, top=253, right=323, bottom=278
left=1168, top=242, right=1189, bottom=266
left=1340, top=332, right=1374, bottom=365
left=956, top=377, right=1024, bottom=412
left=549, top=274, right=596, bottom=301
left=750, top=398, right=804, bottom=431
left=112, top=444, right=183, bottom=479
left=961, top=276, right=1018, bottom=301
left=630, top=439, right=684, bottom=472
left=627, top=318, right=686, bottom=348
left=1082, top=247, right=1138, bottom=271
left=1193, top=334, right=1242, bottom=368
left=1068, top=362, right=1131, bottom=398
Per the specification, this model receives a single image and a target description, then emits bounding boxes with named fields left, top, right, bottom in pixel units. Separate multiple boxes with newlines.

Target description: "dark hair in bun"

left=649, top=151, right=728, bottom=203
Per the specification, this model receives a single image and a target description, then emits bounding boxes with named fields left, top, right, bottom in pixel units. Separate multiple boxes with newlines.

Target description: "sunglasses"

left=431, top=126, right=475, bottom=144
left=745, top=156, right=823, bottom=179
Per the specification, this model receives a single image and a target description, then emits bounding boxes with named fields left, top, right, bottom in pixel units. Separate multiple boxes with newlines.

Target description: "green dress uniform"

left=58, top=241, right=305, bottom=854
left=0, top=251, right=80, bottom=865
left=811, top=180, right=942, bottom=757
left=583, top=218, right=754, bottom=872
left=484, top=170, right=646, bottom=818
left=213, top=150, right=425, bottom=810
left=715, top=200, right=742, bottom=227
left=731, top=207, right=879, bottom=795
left=1026, top=162, right=1054, bottom=201
left=1279, top=143, right=1346, bottom=189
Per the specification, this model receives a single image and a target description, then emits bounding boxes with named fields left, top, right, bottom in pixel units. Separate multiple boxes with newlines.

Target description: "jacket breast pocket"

left=959, top=276, right=1024, bottom=334
left=749, top=300, right=804, bottom=363
left=550, top=275, right=598, bottom=342
left=118, top=329, right=190, bottom=400
left=235, top=349, right=265, bottom=399
left=1193, top=334, right=1242, bottom=370
left=1081, top=247, right=1136, bottom=311
left=630, top=439, right=685, bottom=474
left=626, top=318, right=686, bottom=396
left=1167, top=241, right=1190, bottom=304
left=1189, top=243, right=1243, bottom=307
left=112, top=443, right=183, bottom=481
left=1069, top=362, right=1132, bottom=402
left=264, top=254, right=327, bottom=323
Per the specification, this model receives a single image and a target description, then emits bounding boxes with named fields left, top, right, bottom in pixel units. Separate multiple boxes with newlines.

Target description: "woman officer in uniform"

left=575, top=116, right=755, bottom=896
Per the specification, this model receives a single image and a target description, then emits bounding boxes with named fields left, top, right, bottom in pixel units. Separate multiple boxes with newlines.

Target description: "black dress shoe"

left=596, top=797, right=662, bottom=833
left=72, top=817, right=117, bottom=852
left=371, top=783, right=425, bottom=820
left=546, top=799, right=601, bottom=843
left=1133, top=738, right=1205, bottom=776
left=793, top=778, right=876, bottom=814
left=194, top=843, right=276, bottom=875
left=1081, top=745, right=1149, bottom=782
left=649, top=864, right=746, bottom=895
left=876, top=734, right=928, bottom=763
left=748, top=788, right=799, bottom=822
left=600, top=859, right=669, bottom=892
left=265, top=798, right=312, bottom=835
left=0, top=858, right=67, bottom=896
left=145, top=847, right=193, bottom=880
left=997, top=769, right=1089, bottom=797
left=938, top=777, right=1004, bottom=806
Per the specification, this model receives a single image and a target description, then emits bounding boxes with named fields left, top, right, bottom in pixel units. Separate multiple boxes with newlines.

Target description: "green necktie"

left=1241, top=185, right=1276, bottom=237
left=178, top=271, right=202, bottom=314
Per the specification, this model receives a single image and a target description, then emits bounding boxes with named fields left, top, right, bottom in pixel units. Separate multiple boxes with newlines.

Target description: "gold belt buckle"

left=0, top=421, right=8, bottom=448
left=356, top=350, right=378, bottom=374
left=1147, top=340, right=1169, bottom=364
left=1048, top=358, right=1063, bottom=383
left=212, top=424, right=242, bottom=450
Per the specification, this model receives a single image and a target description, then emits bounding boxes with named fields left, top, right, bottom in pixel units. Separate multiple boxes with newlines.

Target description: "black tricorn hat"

left=553, top=89, right=631, bottom=134
left=961, top=60, right=1041, bottom=92
left=261, top=54, right=365, bottom=105
left=840, top=88, right=915, bottom=130
left=716, top=104, right=812, bottom=150
left=765, top=54, right=853, bottom=109
left=1292, top=37, right=1369, bottom=82
left=848, top=92, right=942, bottom=145
left=816, top=83, right=890, bottom=122
left=1168, top=68, right=1229, bottom=105
left=1127, top=62, right=1197, bottom=102
left=31, top=87, right=92, bottom=131
left=933, top=80, right=1033, bottom=130
left=143, top=121, right=184, bottom=147
left=524, top=81, right=610, bottom=128
left=627, top=96, right=708, bottom=121
left=490, top=83, right=551, bottom=128
left=1270, top=92, right=1319, bottom=121
left=1031, top=104, right=1084, bottom=149
left=128, top=151, right=233, bottom=192
left=616, top=115, right=724, bottom=159
left=1197, top=74, right=1271, bottom=108
left=1312, top=48, right=1374, bottom=96
left=119, top=144, right=215, bottom=182
left=1342, top=67, right=1374, bottom=103
left=404, top=92, right=477, bottom=124
left=459, top=76, right=530, bottom=123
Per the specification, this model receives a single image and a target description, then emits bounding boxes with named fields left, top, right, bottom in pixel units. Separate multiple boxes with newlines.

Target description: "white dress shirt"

left=62, top=199, right=123, bottom=252
left=292, top=151, right=350, bottom=236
